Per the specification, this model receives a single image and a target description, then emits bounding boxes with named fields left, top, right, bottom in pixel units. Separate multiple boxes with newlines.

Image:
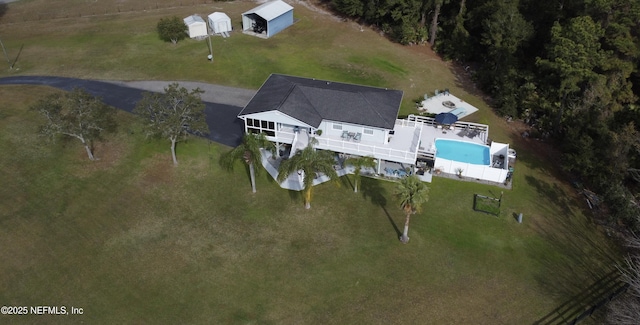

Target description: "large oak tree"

left=31, top=88, right=116, bottom=161
left=134, top=83, right=209, bottom=166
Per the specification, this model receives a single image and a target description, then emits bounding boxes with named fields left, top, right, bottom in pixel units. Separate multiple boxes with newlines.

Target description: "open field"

left=0, top=0, right=493, bottom=126
left=0, top=0, right=622, bottom=323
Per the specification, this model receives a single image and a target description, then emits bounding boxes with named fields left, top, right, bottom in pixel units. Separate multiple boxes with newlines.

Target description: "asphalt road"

left=0, top=76, right=257, bottom=147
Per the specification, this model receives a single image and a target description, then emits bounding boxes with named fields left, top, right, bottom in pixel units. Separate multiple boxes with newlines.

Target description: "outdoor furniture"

left=353, top=133, right=361, bottom=142
left=459, top=126, right=469, bottom=137
left=341, top=130, right=349, bottom=139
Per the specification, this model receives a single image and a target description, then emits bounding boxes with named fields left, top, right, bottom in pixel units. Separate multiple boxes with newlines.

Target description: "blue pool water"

left=435, top=139, right=490, bottom=165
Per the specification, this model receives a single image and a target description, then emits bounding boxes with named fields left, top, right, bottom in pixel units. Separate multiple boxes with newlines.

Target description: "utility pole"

left=207, top=34, right=213, bottom=63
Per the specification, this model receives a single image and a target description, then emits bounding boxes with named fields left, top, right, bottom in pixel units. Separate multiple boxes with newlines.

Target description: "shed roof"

left=208, top=12, right=230, bottom=21
left=183, top=15, right=206, bottom=25
left=239, top=74, right=403, bottom=129
left=242, top=0, right=293, bottom=21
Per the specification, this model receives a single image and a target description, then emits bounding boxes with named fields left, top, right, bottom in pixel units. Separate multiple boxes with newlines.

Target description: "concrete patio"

left=417, top=92, right=479, bottom=120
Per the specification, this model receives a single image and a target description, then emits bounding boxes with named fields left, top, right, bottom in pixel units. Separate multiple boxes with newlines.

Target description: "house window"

left=332, top=123, right=343, bottom=130
left=363, top=128, right=374, bottom=135
left=246, top=118, right=275, bottom=134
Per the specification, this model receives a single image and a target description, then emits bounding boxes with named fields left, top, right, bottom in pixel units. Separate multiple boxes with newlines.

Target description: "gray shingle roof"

left=238, top=74, right=403, bottom=129
left=242, top=0, right=293, bottom=21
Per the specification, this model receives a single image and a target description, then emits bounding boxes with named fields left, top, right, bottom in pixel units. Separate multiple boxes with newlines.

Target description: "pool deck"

left=407, top=115, right=489, bottom=159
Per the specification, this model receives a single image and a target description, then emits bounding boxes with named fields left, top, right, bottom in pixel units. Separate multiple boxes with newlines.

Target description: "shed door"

left=218, top=22, right=227, bottom=33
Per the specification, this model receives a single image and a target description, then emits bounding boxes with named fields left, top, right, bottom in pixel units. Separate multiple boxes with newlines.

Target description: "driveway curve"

left=0, top=76, right=256, bottom=147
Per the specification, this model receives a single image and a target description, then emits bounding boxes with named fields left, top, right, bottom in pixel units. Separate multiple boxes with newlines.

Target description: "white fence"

left=434, top=157, right=508, bottom=183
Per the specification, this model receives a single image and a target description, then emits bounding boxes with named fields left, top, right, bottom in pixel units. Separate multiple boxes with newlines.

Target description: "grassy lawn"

left=0, top=1, right=622, bottom=324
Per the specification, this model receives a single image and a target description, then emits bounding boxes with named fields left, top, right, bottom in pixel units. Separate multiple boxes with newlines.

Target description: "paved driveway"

left=0, top=76, right=256, bottom=147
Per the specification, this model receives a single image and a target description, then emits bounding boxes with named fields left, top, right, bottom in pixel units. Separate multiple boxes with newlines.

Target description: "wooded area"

left=326, top=0, right=640, bottom=232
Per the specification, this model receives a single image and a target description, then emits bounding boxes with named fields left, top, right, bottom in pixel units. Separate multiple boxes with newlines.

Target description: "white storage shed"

left=208, top=12, right=232, bottom=34
left=183, top=15, right=208, bottom=38
left=242, top=0, right=294, bottom=38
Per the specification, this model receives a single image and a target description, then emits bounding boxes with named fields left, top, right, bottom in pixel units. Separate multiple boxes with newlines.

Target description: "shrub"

left=157, top=16, right=186, bottom=44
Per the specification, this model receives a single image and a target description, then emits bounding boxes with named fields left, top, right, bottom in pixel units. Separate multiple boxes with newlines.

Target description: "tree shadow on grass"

left=524, top=175, right=622, bottom=323
left=0, top=4, right=7, bottom=20
left=525, top=174, right=574, bottom=217
left=533, top=269, right=625, bottom=325
left=343, top=174, right=354, bottom=191
left=360, top=177, right=401, bottom=238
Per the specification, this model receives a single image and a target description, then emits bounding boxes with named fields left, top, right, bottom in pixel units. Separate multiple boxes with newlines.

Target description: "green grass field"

left=0, top=1, right=622, bottom=323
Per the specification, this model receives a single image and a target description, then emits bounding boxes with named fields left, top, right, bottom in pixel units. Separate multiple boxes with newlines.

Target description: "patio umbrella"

left=435, top=112, right=458, bottom=125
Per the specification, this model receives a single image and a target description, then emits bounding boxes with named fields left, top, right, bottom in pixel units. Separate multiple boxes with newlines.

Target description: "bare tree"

left=607, top=233, right=640, bottom=324
left=134, top=83, right=209, bottom=166
left=31, top=88, right=116, bottom=160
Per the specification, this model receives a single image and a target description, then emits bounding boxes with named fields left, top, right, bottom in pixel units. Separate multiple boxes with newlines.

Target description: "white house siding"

left=240, top=111, right=312, bottom=144
left=318, top=120, right=387, bottom=145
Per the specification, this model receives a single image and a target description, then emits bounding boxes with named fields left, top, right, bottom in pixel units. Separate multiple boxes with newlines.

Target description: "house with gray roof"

left=238, top=74, right=424, bottom=167
left=238, top=74, right=513, bottom=186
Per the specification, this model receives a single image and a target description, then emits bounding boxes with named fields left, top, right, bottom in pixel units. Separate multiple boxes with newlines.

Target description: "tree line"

left=328, top=0, right=640, bottom=231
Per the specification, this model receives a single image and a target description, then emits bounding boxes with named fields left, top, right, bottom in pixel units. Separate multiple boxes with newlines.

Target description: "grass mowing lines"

left=348, top=55, right=409, bottom=77
left=0, top=2, right=625, bottom=322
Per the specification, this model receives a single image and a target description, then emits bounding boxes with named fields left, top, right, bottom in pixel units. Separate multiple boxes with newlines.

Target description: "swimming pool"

left=435, top=139, right=490, bottom=165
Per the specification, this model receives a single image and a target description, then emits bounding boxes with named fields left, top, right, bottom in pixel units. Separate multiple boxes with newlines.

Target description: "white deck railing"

left=408, top=114, right=489, bottom=143
left=315, top=137, right=417, bottom=164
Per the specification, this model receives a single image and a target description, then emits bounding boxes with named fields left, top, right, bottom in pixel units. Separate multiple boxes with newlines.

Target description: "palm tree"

left=277, top=139, right=339, bottom=209
left=345, top=155, right=376, bottom=193
left=220, top=132, right=275, bottom=193
left=395, top=175, right=429, bottom=243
